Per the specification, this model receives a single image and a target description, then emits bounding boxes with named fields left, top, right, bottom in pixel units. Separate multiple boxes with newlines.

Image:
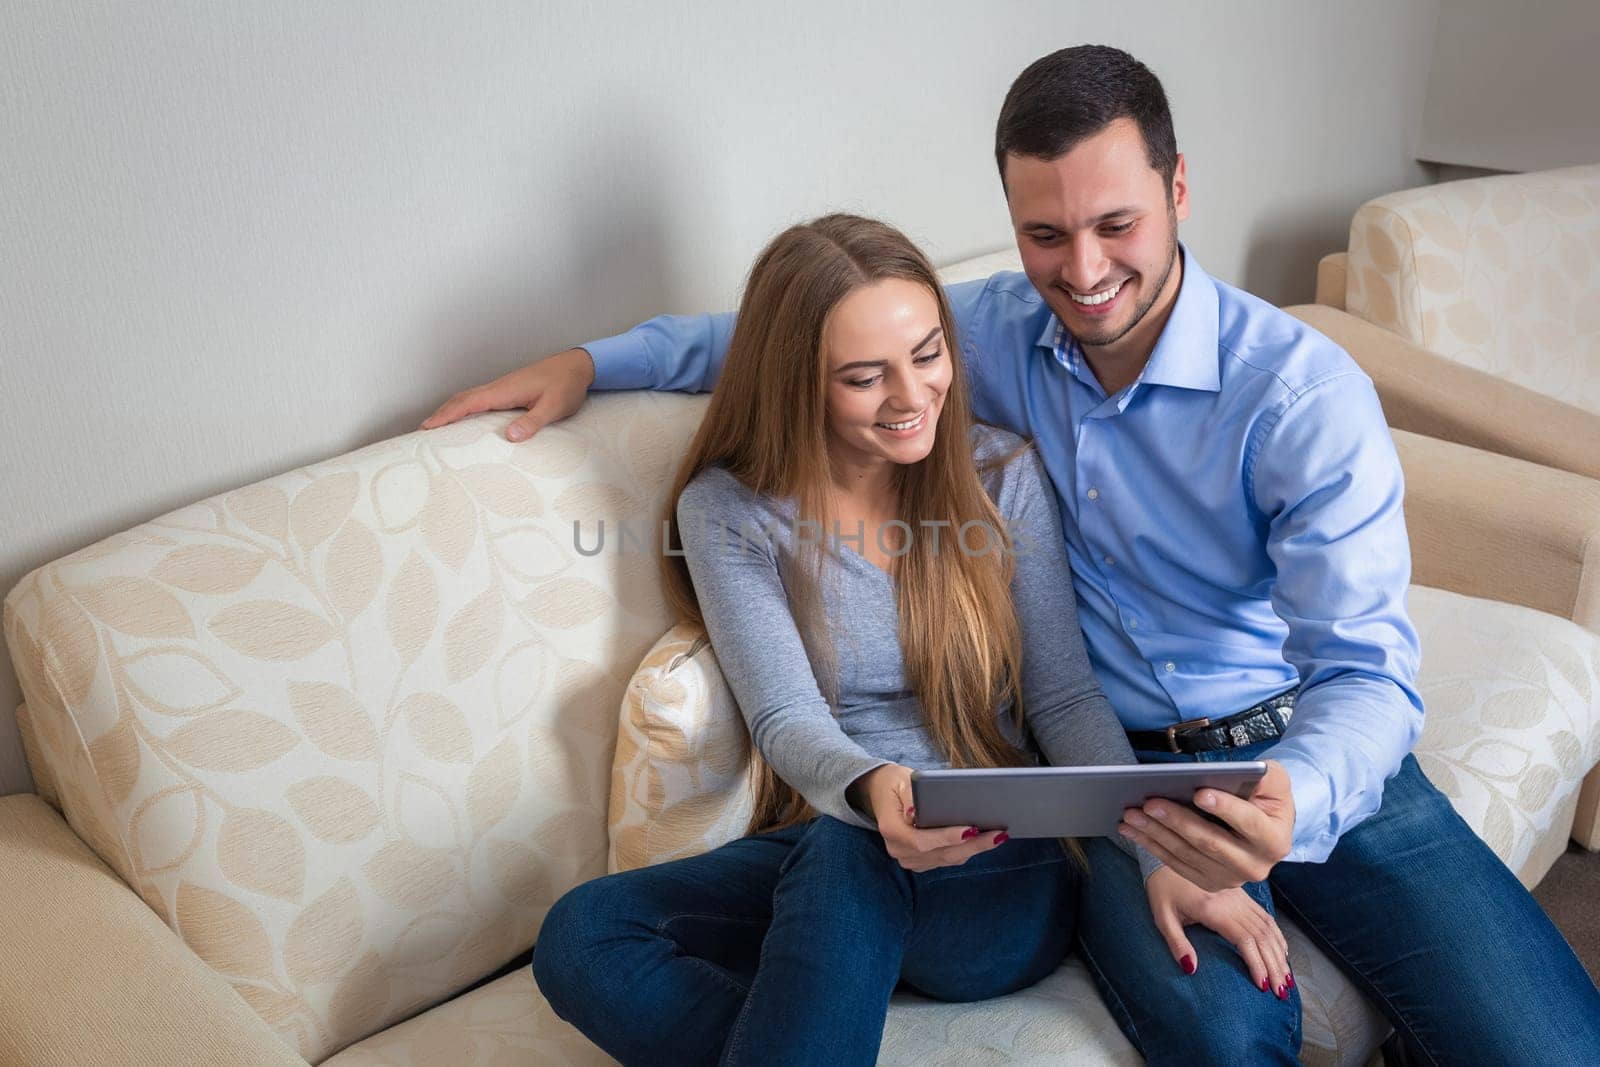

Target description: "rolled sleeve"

left=584, top=312, right=737, bottom=392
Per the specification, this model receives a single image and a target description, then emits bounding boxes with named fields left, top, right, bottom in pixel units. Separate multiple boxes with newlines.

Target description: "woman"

left=531, top=214, right=1290, bottom=1065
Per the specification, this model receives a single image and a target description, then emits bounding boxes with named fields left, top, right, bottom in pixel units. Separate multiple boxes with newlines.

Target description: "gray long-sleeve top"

left=677, top=425, right=1161, bottom=880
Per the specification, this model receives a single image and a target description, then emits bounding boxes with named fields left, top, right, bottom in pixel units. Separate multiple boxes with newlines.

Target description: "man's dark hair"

left=994, top=45, right=1177, bottom=191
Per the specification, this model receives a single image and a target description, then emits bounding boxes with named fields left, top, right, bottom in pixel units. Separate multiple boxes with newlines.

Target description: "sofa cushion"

left=316, top=924, right=1387, bottom=1067
left=319, top=962, right=1140, bottom=1067
left=320, top=967, right=610, bottom=1067
left=1, top=392, right=712, bottom=1061
left=607, top=623, right=755, bottom=873
left=1344, top=164, right=1600, bottom=416
left=1408, top=584, right=1600, bottom=887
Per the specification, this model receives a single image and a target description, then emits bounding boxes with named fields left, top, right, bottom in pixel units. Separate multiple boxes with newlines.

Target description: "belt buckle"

left=1165, top=716, right=1212, bottom=754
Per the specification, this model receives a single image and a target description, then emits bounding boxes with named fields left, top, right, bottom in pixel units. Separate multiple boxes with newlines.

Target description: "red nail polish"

left=906, top=806, right=915, bottom=818
left=1286, top=973, right=1295, bottom=991
left=1260, top=978, right=1270, bottom=993
left=1277, top=984, right=1288, bottom=1000
left=962, top=827, right=979, bottom=840
left=1180, top=954, right=1195, bottom=975
left=994, top=832, right=1010, bottom=845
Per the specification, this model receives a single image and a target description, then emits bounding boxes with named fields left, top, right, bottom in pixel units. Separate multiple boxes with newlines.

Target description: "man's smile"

left=1060, top=278, right=1131, bottom=317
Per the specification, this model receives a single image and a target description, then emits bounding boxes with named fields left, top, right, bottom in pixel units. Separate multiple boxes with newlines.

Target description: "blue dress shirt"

left=583, top=248, right=1424, bottom=863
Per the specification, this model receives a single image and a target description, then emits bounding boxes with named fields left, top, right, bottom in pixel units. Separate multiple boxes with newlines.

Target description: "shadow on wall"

left=372, top=97, right=688, bottom=450
left=1238, top=204, right=1353, bottom=308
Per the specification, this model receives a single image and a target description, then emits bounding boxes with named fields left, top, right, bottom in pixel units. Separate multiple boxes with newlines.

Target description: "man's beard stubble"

left=1073, top=208, right=1180, bottom=351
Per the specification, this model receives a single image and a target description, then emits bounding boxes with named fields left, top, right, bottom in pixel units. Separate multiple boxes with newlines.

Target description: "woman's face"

left=822, top=278, right=951, bottom=476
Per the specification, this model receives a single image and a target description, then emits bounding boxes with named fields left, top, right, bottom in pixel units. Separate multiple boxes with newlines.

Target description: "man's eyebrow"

left=833, top=327, right=944, bottom=373
left=1021, top=207, right=1141, bottom=230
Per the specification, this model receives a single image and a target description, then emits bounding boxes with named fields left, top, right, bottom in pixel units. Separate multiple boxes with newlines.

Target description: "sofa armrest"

left=1288, top=305, right=1600, bottom=483
left=1392, top=429, right=1600, bottom=633
left=0, top=794, right=307, bottom=1067
left=1315, top=253, right=1347, bottom=309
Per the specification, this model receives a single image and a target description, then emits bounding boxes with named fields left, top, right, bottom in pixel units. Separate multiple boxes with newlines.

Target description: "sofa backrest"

left=1343, top=163, right=1600, bottom=417
left=2, top=392, right=707, bottom=1061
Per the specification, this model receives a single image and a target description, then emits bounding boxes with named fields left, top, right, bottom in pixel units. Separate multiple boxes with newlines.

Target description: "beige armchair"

left=1317, top=163, right=1600, bottom=426
left=1309, top=164, right=1599, bottom=486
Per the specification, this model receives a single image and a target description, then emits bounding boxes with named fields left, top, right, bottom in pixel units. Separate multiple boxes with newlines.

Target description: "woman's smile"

left=874, top=408, right=929, bottom=437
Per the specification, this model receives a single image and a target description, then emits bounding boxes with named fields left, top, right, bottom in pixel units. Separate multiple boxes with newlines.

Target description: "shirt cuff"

left=1136, top=846, right=1165, bottom=884
left=581, top=331, right=656, bottom=391
left=817, top=755, right=892, bottom=830
left=1268, top=750, right=1337, bottom=864
left=1108, top=829, right=1166, bottom=883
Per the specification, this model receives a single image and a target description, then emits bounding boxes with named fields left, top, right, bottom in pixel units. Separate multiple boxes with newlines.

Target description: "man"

left=425, top=45, right=1600, bottom=1065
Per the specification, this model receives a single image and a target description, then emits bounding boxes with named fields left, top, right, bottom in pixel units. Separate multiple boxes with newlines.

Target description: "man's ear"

left=1171, top=153, right=1190, bottom=223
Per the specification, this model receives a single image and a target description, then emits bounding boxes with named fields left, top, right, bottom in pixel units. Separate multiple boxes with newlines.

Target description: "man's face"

left=1003, top=117, right=1188, bottom=351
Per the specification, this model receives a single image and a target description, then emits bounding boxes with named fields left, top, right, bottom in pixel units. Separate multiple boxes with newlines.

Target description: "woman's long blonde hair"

left=662, top=214, right=1031, bottom=836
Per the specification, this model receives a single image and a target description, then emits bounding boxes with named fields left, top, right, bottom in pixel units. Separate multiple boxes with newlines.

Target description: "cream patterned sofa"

left=1287, top=163, right=1600, bottom=847
left=4, top=252, right=1600, bottom=1067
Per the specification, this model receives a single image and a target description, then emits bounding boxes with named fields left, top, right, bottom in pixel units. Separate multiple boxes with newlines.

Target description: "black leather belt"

left=1127, top=689, right=1297, bottom=754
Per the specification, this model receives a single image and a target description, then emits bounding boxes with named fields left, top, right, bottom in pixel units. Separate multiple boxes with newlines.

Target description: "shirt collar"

left=1139, top=246, right=1221, bottom=393
left=1036, top=244, right=1222, bottom=396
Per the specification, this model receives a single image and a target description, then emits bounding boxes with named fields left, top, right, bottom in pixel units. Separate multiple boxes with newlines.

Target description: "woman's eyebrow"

left=833, top=327, right=944, bottom=373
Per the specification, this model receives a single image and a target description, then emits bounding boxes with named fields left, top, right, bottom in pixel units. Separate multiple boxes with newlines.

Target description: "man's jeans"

left=1077, top=739, right=1600, bottom=1065
left=532, top=814, right=1078, bottom=1066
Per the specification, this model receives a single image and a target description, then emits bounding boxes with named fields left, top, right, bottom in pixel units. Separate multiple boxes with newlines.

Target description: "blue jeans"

left=532, top=815, right=1078, bottom=1065
left=1076, top=740, right=1600, bottom=1065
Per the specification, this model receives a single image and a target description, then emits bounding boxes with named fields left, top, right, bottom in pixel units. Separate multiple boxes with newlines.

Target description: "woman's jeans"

left=1075, top=740, right=1600, bottom=1066
left=532, top=815, right=1078, bottom=1066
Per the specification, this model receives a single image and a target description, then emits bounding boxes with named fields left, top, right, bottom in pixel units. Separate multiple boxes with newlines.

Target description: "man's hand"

left=420, top=347, right=596, bottom=441
left=853, top=764, right=1007, bottom=873
left=1118, top=759, right=1295, bottom=891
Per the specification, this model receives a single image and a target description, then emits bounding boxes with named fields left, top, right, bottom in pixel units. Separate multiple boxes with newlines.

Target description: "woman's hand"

left=853, top=764, right=1007, bottom=872
left=1143, top=866, right=1294, bottom=999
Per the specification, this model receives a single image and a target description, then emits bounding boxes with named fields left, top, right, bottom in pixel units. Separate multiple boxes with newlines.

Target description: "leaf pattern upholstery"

left=4, top=394, right=703, bottom=1061
left=1345, top=164, right=1600, bottom=416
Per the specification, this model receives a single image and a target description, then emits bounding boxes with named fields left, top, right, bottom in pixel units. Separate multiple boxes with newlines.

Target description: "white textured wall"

left=0, top=2, right=1438, bottom=795
left=1419, top=0, right=1600, bottom=172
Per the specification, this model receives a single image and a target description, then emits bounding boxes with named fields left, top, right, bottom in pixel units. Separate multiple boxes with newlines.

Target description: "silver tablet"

left=909, top=762, right=1267, bottom=838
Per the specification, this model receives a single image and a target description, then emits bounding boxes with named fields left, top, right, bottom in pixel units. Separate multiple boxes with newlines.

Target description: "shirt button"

left=1103, top=555, right=1114, bottom=566
left=1087, top=488, right=1100, bottom=501
left=1164, top=662, right=1176, bottom=673
left=1127, top=618, right=1138, bottom=630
